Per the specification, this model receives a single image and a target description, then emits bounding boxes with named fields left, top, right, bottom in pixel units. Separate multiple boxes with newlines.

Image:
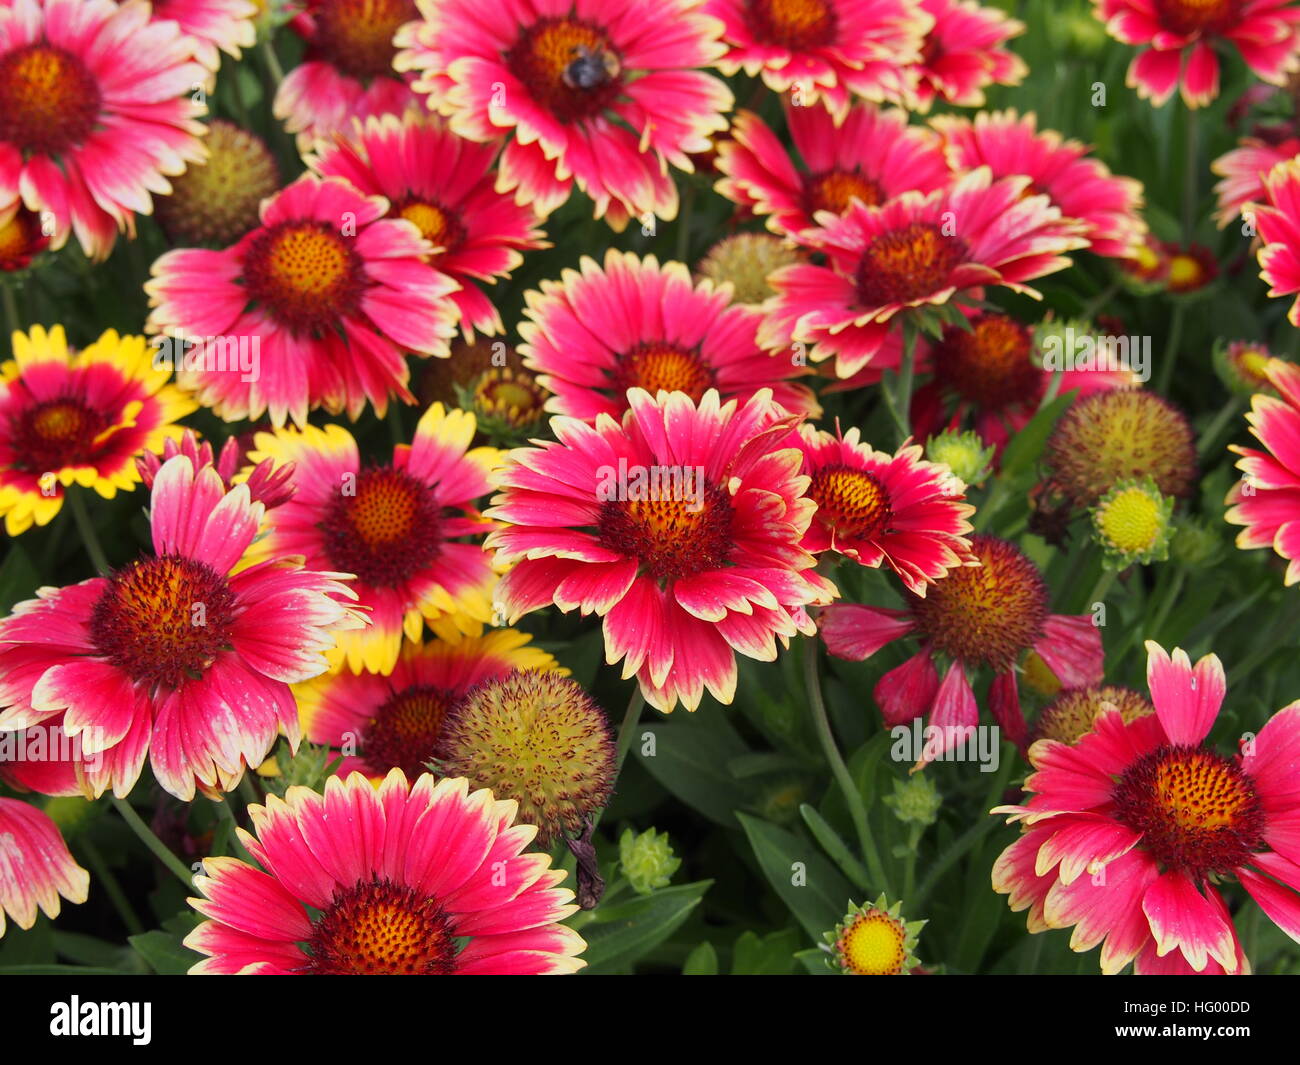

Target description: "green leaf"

left=998, top=389, right=1075, bottom=482
left=794, top=948, right=835, bottom=975
left=54, top=931, right=131, bottom=970
left=0, top=914, right=53, bottom=966
left=636, top=713, right=749, bottom=827
left=578, top=881, right=712, bottom=974
left=682, top=941, right=719, bottom=975
left=129, top=927, right=201, bottom=975
left=0, top=543, right=38, bottom=615
left=731, top=928, right=801, bottom=975
left=737, top=812, right=852, bottom=941
left=799, top=804, right=869, bottom=890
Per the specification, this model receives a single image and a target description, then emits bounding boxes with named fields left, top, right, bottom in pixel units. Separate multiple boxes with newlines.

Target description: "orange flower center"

left=1113, top=745, right=1265, bottom=874
left=361, top=684, right=457, bottom=778
left=856, top=222, right=967, bottom=309
left=613, top=343, right=716, bottom=402
left=746, top=0, right=837, bottom=49
left=320, top=467, right=444, bottom=587
left=242, top=221, right=363, bottom=332
left=809, top=466, right=892, bottom=541
left=1153, top=0, right=1239, bottom=35
left=90, top=556, right=237, bottom=689
left=598, top=479, right=734, bottom=581
left=506, top=18, right=622, bottom=124
left=312, top=0, right=417, bottom=80
left=13, top=398, right=107, bottom=473
left=308, top=878, right=457, bottom=974
left=0, top=44, right=101, bottom=155
left=932, top=313, right=1040, bottom=411
left=910, top=534, right=1048, bottom=671
left=396, top=198, right=465, bottom=256
left=805, top=169, right=883, bottom=216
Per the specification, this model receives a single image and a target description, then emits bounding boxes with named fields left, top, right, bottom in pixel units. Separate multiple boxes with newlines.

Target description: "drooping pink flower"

left=0, top=797, right=88, bottom=937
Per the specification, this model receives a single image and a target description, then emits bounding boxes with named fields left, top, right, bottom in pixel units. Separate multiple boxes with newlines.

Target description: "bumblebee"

left=562, top=45, right=620, bottom=90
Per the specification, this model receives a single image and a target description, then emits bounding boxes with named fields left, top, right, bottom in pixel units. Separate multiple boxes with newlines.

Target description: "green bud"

left=262, top=739, right=340, bottom=797
left=882, top=774, right=942, bottom=827
left=926, top=429, right=994, bottom=488
left=619, top=827, right=681, bottom=895
left=1170, top=516, right=1226, bottom=569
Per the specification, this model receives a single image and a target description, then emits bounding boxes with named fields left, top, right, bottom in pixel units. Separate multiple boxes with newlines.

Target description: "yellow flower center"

left=320, top=467, right=443, bottom=587
left=1097, top=485, right=1163, bottom=553
left=242, top=221, right=362, bottom=331
left=308, top=878, right=457, bottom=974
left=598, top=479, right=733, bottom=582
left=614, top=342, right=716, bottom=402
left=313, top=0, right=417, bottom=80
left=0, top=44, right=101, bottom=154
left=397, top=199, right=465, bottom=255
left=1166, top=252, right=1205, bottom=289
left=806, top=169, right=883, bottom=216
left=838, top=910, right=907, bottom=975
left=809, top=466, right=892, bottom=541
left=747, top=0, right=838, bottom=49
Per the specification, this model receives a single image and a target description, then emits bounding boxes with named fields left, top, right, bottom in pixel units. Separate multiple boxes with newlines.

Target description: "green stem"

left=883, top=325, right=918, bottom=446
left=1082, top=566, right=1117, bottom=615
left=1181, top=106, right=1200, bottom=243
left=1197, top=397, right=1242, bottom=460
left=259, top=35, right=285, bottom=87
left=1079, top=278, right=1120, bottom=321
left=1155, top=301, right=1186, bottom=396
left=803, top=638, right=890, bottom=896
left=111, top=796, right=195, bottom=888
left=67, top=488, right=111, bottom=575
left=901, top=823, right=923, bottom=903
left=613, top=686, right=645, bottom=779
left=80, top=837, right=144, bottom=936
left=1146, top=568, right=1186, bottom=645
left=214, top=798, right=256, bottom=865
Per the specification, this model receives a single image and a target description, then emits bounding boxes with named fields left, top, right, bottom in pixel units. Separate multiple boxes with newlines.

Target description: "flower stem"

left=613, top=686, right=645, bottom=779
left=1084, top=567, right=1117, bottom=613
left=883, top=324, right=918, bottom=446
left=80, top=836, right=144, bottom=936
left=214, top=797, right=256, bottom=865
left=67, top=488, right=111, bottom=575
left=803, top=637, right=890, bottom=896
left=259, top=35, right=285, bottom=87
left=1146, top=567, right=1186, bottom=644
left=1181, top=106, right=1200, bottom=244
left=1155, top=301, right=1186, bottom=396
left=110, top=796, right=195, bottom=888
left=1196, top=397, right=1243, bottom=460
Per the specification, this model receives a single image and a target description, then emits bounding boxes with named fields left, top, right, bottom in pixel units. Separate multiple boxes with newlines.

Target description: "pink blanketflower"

left=908, top=0, right=1027, bottom=111
left=184, top=769, right=587, bottom=974
left=1226, top=356, right=1300, bottom=584
left=518, top=248, right=818, bottom=421
left=0, top=454, right=364, bottom=801
left=396, top=0, right=733, bottom=228
left=794, top=424, right=976, bottom=594
left=1212, top=135, right=1300, bottom=229
left=274, top=0, right=421, bottom=145
left=135, top=427, right=296, bottom=511
left=820, top=534, right=1104, bottom=758
left=151, top=0, right=257, bottom=72
left=1093, top=0, right=1300, bottom=108
left=145, top=175, right=461, bottom=427
left=931, top=110, right=1147, bottom=260
left=1254, top=158, right=1300, bottom=324
left=759, top=167, right=1088, bottom=380
left=0, top=0, right=207, bottom=260
left=706, top=0, right=930, bottom=117
left=308, top=110, right=547, bottom=341
left=715, top=101, right=952, bottom=238
left=485, top=388, right=837, bottom=712
left=992, top=641, right=1300, bottom=974
left=0, top=797, right=88, bottom=937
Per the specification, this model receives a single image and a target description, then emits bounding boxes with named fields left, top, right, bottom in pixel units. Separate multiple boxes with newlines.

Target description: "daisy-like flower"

left=135, top=427, right=296, bottom=511
left=1163, top=241, right=1218, bottom=294
left=930, top=110, right=1146, bottom=260
left=145, top=175, right=461, bottom=428
left=0, top=325, right=197, bottom=537
left=715, top=102, right=952, bottom=238
left=0, top=0, right=208, bottom=260
left=910, top=313, right=1136, bottom=453
left=485, top=388, right=837, bottom=712
left=0, top=202, right=47, bottom=271
left=1212, top=136, right=1300, bottom=229
left=244, top=405, right=501, bottom=675
left=274, top=0, right=420, bottom=145
left=0, top=797, right=88, bottom=937
left=185, top=769, right=587, bottom=974
left=1255, top=158, right=1300, bottom=324
left=908, top=0, right=1027, bottom=112
left=1226, top=356, right=1300, bottom=584
left=823, top=894, right=925, bottom=975
left=1093, top=0, right=1300, bottom=109
left=1215, top=339, right=1277, bottom=396
left=794, top=424, right=976, bottom=594
left=395, top=0, right=733, bottom=228
left=151, top=0, right=257, bottom=71
left=758, top=167, right=1088, bottom=380
left=707, top=0, right=930, bottom=117
left=293, top=630, right=563, bottom=779
left=1030, top=684, right=1153, bottom=746
left=992, top=641, right=1300, bottom=975
left=518, top=249, right=818, bottom=421
left=0, top=454, right=364, bottom=800
left=820, top=534, right=1104, bottom=756
left=307, top=110, right=547, bottom=342
left=1090, top=476, right=1175, bottom=568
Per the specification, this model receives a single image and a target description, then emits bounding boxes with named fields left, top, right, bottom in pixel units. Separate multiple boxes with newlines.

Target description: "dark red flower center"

left=506, top=18, right=623, bottom=125
left=89, top=556, right=237, bottom=689
left=360, top=683, right=457, bottom=778
left=932, top=313, right=1041, bottom=411
left=597, top=479, right=734, bottom=581
left=10, top=397, right=108, bottom=473
left=312, top=0, right=417, bottom=80
left=805, top=169, right=883, bottom=217
left=241, top=221, right=365, bottom=332
left=1113, top=744, right=1265, bottom=875
left=855, top=222, right=968, bottom=308
left=0, top=44, right=100, bottom=155
left=809, top=465, right=892, bottom=541
left=394, top=197, right=466, bottom=258
left=307, top=877, right=458, bottom=975
left=1152, top=0, right=1240, bottom=36
left=612, top=343, right=716, bottom=403
left=909, top=534, right=1048, bottom=671
left=746, top=0, right=838, bottom=49
left=319, top=467, right=443, bottom=587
